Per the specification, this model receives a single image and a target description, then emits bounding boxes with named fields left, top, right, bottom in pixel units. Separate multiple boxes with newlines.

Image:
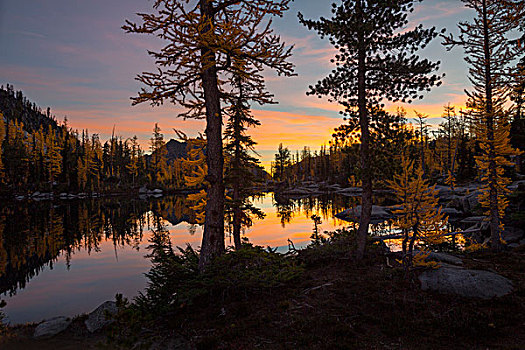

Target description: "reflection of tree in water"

left=274, top=194, right=365, bottom=227
left=0, top=193, right=399, bottom=298
left=273, top=193, right=398, bottom=240
left=0, top=195, right=201, bottom=297
left=297, top=195, right=359, bottom=221
left=145, top=214, right=172, bottom=262
left=0, top=199, right=154, bottom=296
left=224, top=193, right=266, bottom=245
left=273, top=196, right=295, bottom=228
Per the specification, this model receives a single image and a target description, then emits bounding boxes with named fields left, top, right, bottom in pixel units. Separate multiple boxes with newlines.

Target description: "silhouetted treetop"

left=298, top=0, right=444, bottom=109
left=122, top=0, right=295, bottom=119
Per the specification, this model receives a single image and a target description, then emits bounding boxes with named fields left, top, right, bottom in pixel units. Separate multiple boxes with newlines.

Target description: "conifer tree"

left=436, top=104, right=460, bottom=189
left=413, top=110, right=429, bottom=176
left=126, top=136, right=141, bottom=186
left=46, top=125, right=63, bottom=188
left=78, top=130, right=90, bottom=191
left=388, top=156, right=447, bottom=270
left=224, top=75, right=265, bottom=250
left=89, top=134, right=103, bottom=191
left=299, top=0, right=443, bottom=259
left=60, top=118, right=77, bottom=188
left=443, top=0, right=524, bottom=250
left=4, top=120, right=30, bottom=189
left=123, top=0, right=295, bottom=269
left=511, top=17, right=525, bottom=120
left=513, top=59, right=525, bottom=120
left=273, top=143, right=291, bottom=182
left=440, top=104, right=457, bottom=175
left=29, top=128, right=42, bottom=186
left=150, top=124, right=168, bottom=186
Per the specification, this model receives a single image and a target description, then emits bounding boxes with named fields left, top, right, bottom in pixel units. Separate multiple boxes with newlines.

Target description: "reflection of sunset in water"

left=1, top=194, right=351, bottom=324
left=1, top=193, right=462, bottom=324
left=237, top=195, right=347, bottom=249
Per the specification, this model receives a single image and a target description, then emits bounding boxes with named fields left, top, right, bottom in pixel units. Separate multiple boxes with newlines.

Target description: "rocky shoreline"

left=27, top=301, right=118, bottom=339
left=3, top=299, right=191, bottom=349
left=278, top=179, right=525, bottom=248
left=3, top=186, right=202, bottom=203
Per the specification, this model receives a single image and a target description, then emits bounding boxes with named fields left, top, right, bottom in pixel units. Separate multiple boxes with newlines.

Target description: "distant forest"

left=1, top=82, right=524, bottom=197
left=272, top=105, right=525, bottom=187
left=0, top=84, right=266, bottom=195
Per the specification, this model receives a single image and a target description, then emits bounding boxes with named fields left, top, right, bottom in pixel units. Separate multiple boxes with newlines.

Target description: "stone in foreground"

left=85, top=301, right=118, bottom=333
left=419, top=267, right=513, bottom=299
left=33, top=316, right=72, bottom=338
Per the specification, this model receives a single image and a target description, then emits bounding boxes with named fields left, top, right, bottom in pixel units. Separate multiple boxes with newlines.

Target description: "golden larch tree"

left=45, top=125, right=63, bottom=187
left=388, top=156, right=448, bottom=269
left=443, top=0, right=524, bottom=250
left=123, top=0, right=295, bottom=269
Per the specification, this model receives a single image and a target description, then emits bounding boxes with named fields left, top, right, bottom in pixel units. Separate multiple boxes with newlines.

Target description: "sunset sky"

left=0, top=0, right=471, bottom=169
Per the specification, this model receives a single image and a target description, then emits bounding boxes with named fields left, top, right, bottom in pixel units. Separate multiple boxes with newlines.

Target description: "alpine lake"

left=0, top=191, right=459, bottom=324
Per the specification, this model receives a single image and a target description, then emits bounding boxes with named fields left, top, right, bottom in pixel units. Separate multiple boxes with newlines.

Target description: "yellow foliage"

left=188, top=189, right=207, bottom=224
left=387, top=155, right=448, bottom=268
left=413, top=252, right=440, bottom=269
left=445, top=170, right=456, bottom=191
left=472, top=113, right=521, bottom=236
left=388, top=156, right=447, bottom=242
left=455, top=41, right=521, bottom=245
left=181, top=134, right=237, bottom=225
left=45, top=125, right=63, bottom=182
left=180, top=136, right=209, bottom=223
left=464, top=242, right=487, bottom=253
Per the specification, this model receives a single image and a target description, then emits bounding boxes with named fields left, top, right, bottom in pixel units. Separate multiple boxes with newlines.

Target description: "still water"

left=0, top=193, right=361, bottom=324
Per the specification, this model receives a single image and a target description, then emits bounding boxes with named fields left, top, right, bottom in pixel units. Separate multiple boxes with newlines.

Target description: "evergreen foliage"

left=299, top=0, right=443, bottom=259
left=0, top=84, right=59, bottom=133
left=272, top=143, right=291, bottom=182
left=136, top=219, right=303, bottom=314
left=224, top=75, right=266, bottom=250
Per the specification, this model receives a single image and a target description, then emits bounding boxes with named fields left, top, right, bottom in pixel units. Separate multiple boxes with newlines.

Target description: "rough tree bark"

left=199, top=0, right=225, bottom=270
left=356, top=1, right=372, bottom=261
left=481, top=0, right=502, bottom=252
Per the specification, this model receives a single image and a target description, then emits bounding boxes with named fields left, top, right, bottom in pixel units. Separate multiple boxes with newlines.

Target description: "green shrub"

left=135, top=243, right=303, bottom=314
left=298, top=228, right=357, bottom=266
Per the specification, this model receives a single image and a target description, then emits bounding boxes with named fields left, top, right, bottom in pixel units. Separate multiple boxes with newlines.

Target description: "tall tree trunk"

left=420, top=123, right=426, bottom=175
left=356, top=1, right=371, bottom=261
left=482, top=0, right=502, bottom=252
left=199, top=0, right=225, bottom=270
left=447, top=110, right=452, bottom=173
